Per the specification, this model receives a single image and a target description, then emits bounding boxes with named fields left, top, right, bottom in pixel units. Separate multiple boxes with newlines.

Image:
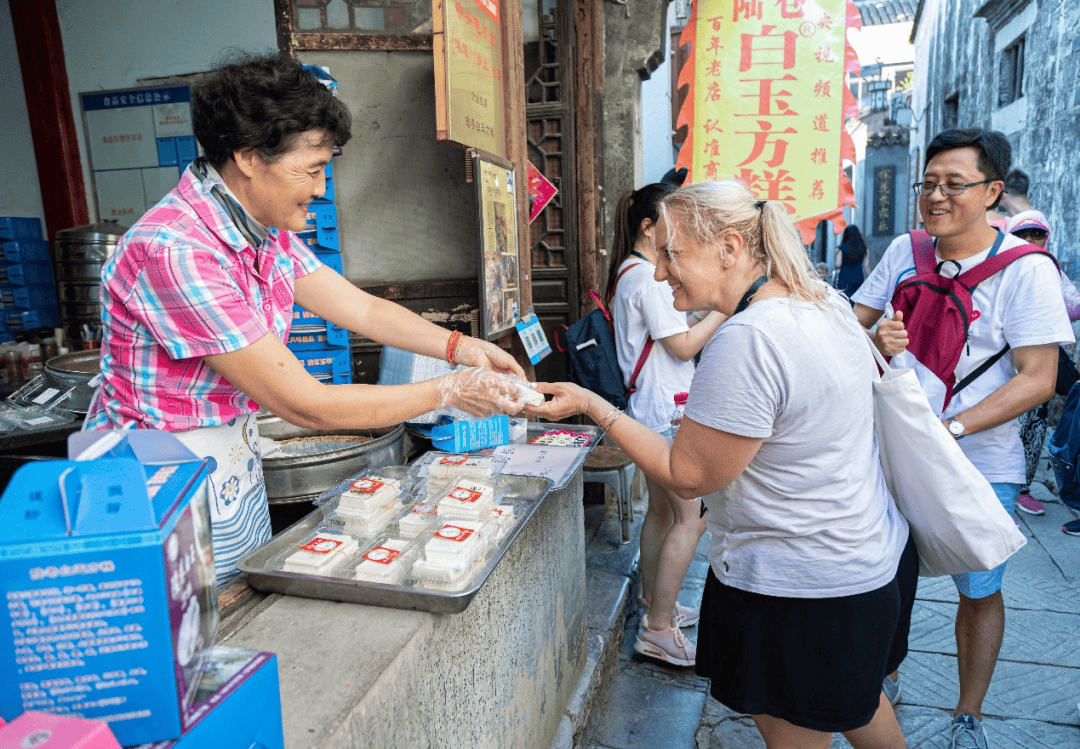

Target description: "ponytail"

left=606, top=183, right=678, bottom=299
left=660, top=180, right=829, bottom=306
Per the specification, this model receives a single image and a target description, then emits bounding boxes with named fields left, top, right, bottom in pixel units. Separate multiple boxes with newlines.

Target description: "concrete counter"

left=223, top=474, right=587, bottom=749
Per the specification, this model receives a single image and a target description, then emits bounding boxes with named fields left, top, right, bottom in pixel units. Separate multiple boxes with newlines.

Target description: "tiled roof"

left=854, top=0, right=918, bottom=26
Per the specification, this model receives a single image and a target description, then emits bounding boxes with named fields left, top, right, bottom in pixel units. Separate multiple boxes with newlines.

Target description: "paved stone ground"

left=584, top=465, right=1080, bottom=749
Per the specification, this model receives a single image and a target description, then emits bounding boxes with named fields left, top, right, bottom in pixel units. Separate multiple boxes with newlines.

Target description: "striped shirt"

left=86, top=161, right=323, bottom=431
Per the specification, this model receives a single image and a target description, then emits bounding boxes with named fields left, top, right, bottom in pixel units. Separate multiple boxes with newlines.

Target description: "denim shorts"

left=951, top=482, right=1020, bottom=600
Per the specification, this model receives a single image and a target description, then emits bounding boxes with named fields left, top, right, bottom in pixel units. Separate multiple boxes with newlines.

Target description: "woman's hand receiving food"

left=454, top=336, right=527, bottom=379
left=524, top=382, right=599, bottom=422
left=435, top=367, right=525, bottom=416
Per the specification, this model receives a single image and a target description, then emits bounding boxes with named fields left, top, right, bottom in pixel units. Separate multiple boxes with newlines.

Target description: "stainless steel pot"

left=257, top=414, right=409, bottom=504
left=44, top=350, right=100, bottom=414
left=54, top=223, right=126, bottom=262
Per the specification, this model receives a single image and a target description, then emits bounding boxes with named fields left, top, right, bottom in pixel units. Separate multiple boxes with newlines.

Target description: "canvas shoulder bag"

left=865, top=337, right=1026, bottom=577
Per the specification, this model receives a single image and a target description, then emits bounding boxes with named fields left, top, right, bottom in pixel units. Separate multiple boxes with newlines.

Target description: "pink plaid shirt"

left=86, top=166, right=323, bottom=431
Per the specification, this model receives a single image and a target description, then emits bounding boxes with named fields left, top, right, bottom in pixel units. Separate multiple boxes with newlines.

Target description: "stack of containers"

left=52, top=223, right=126, bottom=348
left=0, top=217, right=59, bottom=335
left=288, top=65, right=351, bottom=385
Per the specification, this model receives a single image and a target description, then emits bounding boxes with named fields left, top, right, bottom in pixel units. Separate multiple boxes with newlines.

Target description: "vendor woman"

left=86, top=54, right=526, bottom=584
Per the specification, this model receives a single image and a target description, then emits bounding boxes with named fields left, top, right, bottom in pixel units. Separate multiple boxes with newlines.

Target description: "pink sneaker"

left=634, top=622, right=696, bottom=667
left=641, top=603, right=700, bottom=631
left=1016, top=493, right=1046, bottom=516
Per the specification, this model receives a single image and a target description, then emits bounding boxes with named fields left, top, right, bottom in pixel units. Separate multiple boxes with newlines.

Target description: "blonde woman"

left=530, top=180, right=916, bottom=749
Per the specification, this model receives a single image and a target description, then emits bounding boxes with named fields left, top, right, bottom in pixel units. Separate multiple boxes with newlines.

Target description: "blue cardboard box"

left=131, top=647, right=282, bottom=749
left=0, top=217, right=43, bottom=241
left=432, top=415, right=510, bottom=451
left=298, top=347, right=351, bottom=384
left=0, top=432, right=217, bottom=746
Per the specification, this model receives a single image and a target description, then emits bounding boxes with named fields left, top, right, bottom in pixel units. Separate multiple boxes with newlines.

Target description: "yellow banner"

left=690, top=0, right=847, bottom=222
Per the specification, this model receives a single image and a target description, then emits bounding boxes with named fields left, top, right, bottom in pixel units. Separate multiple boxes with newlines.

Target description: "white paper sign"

left=487, top=444, right=582, bottom=489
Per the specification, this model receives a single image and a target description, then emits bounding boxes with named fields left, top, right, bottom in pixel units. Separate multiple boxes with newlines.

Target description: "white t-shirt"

left=609, top=258, right=696, bottom=431
left=686, top=292, right=909, bottom=598
left=853, top=233, right=1075, bottom=483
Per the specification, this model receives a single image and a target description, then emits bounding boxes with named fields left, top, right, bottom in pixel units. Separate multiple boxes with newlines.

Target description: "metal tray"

left=237, top=474, right=553, bottom=614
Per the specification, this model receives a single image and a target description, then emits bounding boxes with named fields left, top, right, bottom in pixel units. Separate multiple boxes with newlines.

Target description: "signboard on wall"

left=675, top=0, right=862, bottom=244
left=475, top=154, right=519, bottom=339
left=432, top=0, right=507, bottom=159
left=873, top=165, right=896, bottom=236
left=80, top=85, right=197, bottom=224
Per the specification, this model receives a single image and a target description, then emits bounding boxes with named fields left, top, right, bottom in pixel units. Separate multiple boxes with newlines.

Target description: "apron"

left=169, top=412, right=271, bottom=585
left=83, top=400, right=270, bottom=585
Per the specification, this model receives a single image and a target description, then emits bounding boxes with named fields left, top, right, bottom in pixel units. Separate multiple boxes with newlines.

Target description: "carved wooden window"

left=277, top=0, right=433, bottom=53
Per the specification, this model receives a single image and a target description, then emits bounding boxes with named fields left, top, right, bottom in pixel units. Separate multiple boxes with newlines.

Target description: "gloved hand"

left=435, top=367, right=523, bottom=416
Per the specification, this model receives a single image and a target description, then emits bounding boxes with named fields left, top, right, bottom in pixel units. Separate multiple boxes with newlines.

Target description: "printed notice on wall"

left=433, top=0, right=507, bottom=157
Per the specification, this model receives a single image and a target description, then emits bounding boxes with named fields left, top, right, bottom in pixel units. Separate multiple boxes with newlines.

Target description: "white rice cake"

left=435, top=479, right=495, bottom=520
left=335, top=504, right=396, bottom=537
left=424, top=520, right=484, bottom=566
left=481, top=505, right=516, bottom=552
left=339, top=476, right=401, bottom=513
left=514, top=382, right=545, bottom=406
left=426, top=455, right=499, bottom=482
left=353, top=538, right=416, bottom=585
left=398, top=503, right=439, bottom=538
left=411, top=556, right=484, bottom=592
left=282, top=533, right=358, bottom=575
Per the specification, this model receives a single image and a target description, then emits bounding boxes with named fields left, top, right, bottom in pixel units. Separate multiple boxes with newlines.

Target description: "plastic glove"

left=435, top=367, right=523, bottom=416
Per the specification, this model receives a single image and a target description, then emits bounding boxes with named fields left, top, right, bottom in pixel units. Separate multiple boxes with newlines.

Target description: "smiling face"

left=236, top=130, right=332, bottom=232
left=654, top=214, right=725, bottom=312
left=920, top=146, right=1003, bottom=242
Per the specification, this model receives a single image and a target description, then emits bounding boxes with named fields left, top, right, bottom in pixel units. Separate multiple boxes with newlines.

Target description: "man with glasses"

left=852, top=128, right=1073, bottom=749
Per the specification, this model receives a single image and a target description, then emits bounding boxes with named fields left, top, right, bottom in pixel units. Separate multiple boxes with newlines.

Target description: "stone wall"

left=601, top=0, right=671, bottom=250
left=911, top=0, right=1080, bottom=275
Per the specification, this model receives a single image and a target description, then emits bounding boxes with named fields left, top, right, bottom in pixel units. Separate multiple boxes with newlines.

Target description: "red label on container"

left=301, top=537, right=344, bottom=554
left=435, top=524, right=475, bottom=542
left=348, top=478, right=386, bottom=494
left=447, top=487, right=484, bottom=504
left=439, top=455, right=469, bottom=465
left=363, top=546, right=401, bottom=565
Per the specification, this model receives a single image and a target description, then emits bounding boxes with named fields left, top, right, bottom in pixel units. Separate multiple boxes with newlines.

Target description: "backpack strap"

left=953, top=344, right=1010, bottom=398
left=958, top=243, right=1059, bottom=290
left=908, top=230, right=938, bottom=276
left=627, top=338, right=654, bottom=395
left=607, top=263, right=642, bottom=304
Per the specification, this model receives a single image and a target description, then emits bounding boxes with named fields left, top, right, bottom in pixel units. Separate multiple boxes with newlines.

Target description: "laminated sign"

left=676, top=0, right=863, bottom=243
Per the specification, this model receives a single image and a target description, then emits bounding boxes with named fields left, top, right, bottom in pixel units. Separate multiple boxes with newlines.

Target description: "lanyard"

left=734, top=275, right=769, bottom=315
left=630, top=250, right=651, bottom=262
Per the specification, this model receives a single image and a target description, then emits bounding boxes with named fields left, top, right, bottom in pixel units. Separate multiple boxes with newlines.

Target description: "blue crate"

left=304, top=202, right=337, bottom=233
left=0, top=261, right=55, bottom=286
left=0, top=282, right=59, bottom=310
left=4, top=307, right=60, bottom=330
left=0, top=239, right=50, bottom=264
left=287, top=319, right=348, bottom=351
left=295, top=228, right=340, bottom=255
left=312, top=161, right=335, bottom=204
left=157, top=136, right=178, bottom=166
left=0, top=217, right=43, bottom=240
left=298, top=347, right=351, bottom=384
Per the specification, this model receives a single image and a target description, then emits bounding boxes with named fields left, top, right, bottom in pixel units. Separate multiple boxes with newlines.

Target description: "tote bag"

left=866, top=339, right=1026, bottom=577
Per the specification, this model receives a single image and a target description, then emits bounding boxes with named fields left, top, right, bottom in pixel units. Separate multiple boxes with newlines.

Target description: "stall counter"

left=218, top=472, right=587, bottom=749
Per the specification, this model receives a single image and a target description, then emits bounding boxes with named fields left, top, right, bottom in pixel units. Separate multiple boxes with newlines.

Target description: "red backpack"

left=890, top=230, right=1057, bottom=411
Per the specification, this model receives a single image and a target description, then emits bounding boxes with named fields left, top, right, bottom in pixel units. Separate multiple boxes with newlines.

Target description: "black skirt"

left=694, top=536, right=918, bottom=734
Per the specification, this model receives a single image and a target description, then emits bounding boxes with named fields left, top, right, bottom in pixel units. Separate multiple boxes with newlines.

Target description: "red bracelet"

left=446, top=330, right=464, bottom=364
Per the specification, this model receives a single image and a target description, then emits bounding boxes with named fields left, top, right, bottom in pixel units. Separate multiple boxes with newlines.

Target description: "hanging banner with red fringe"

left=675, top=0, right=863, bottom=245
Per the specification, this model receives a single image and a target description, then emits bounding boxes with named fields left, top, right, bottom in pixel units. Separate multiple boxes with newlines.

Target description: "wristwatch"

left=947, top=418, right=966, bottom=440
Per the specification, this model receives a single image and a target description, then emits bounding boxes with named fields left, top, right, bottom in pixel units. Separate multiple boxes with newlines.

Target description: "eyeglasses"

left=912, top=179, right=995, bottom=197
